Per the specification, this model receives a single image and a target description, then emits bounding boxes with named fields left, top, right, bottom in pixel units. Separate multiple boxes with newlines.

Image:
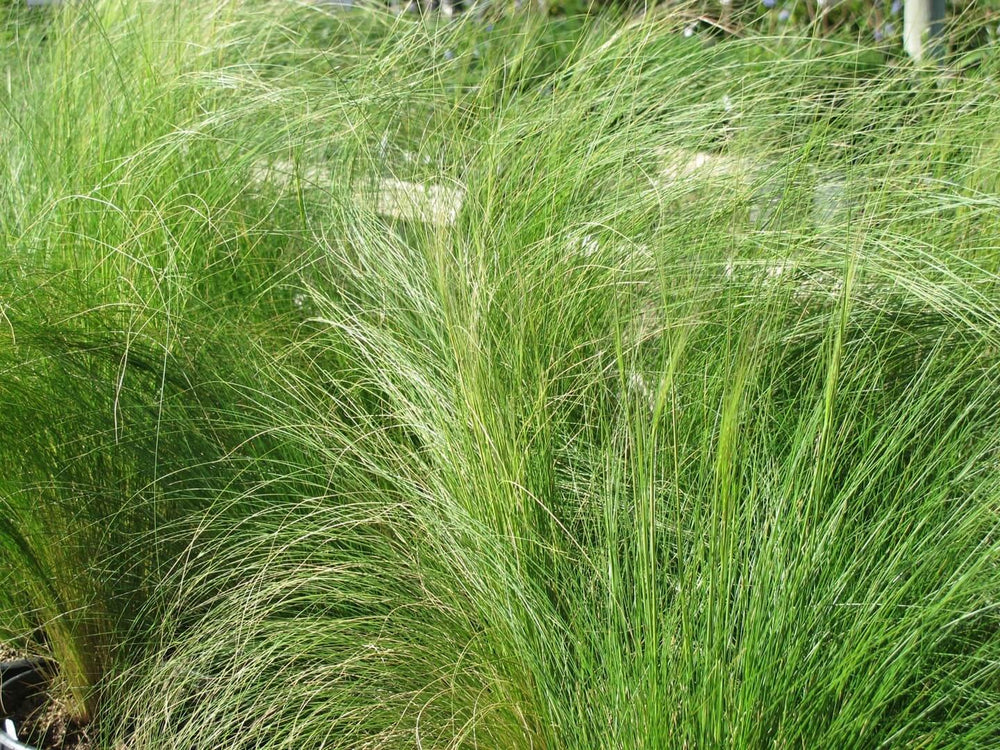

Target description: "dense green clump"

left=1, top=2, right=999, bottom=747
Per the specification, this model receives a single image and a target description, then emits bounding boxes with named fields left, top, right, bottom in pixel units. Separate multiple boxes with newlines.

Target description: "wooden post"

left=903, top=0, right=946, bottom=62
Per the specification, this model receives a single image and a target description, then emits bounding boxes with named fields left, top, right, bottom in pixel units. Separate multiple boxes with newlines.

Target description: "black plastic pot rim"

left=0, top=719, right=36, bottom=750
left=0, top=659, right=52, bottom=750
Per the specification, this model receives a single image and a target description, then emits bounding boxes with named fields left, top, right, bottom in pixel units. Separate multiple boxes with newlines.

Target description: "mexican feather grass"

left=1, top=1, right=999, bottom=747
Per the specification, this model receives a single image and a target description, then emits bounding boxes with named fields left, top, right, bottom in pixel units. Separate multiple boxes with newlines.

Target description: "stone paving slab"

left=252, top=159, right=465, bottom=227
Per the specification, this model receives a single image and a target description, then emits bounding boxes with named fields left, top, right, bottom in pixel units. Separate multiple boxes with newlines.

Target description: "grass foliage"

left=1, top=1, right=999, bottom=747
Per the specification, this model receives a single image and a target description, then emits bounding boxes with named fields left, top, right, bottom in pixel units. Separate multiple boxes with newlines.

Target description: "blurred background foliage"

left=3, top=1, right=999, bottom=62
left=568, top=0, right=1000, bottom=53
left=548, top=0, right=997, bottom=63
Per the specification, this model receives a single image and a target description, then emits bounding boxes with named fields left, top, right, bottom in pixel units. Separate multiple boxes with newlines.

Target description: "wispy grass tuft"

left=2, top=1, right=999, bottom=747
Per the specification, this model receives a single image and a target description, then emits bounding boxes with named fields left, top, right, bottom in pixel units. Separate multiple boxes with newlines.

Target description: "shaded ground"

left=1, top=644, right=90, bottom=750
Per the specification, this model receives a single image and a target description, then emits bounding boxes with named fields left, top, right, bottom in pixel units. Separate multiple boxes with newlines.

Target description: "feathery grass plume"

left=1, top=1, right=999, bottom=746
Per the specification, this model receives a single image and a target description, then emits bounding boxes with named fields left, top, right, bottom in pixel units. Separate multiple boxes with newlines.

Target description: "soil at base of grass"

left=1, top=644, right=91, bottom=750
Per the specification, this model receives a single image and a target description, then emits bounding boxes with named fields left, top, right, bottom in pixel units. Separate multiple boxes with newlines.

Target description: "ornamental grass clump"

left=1, top=1, right=999, bottom=747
